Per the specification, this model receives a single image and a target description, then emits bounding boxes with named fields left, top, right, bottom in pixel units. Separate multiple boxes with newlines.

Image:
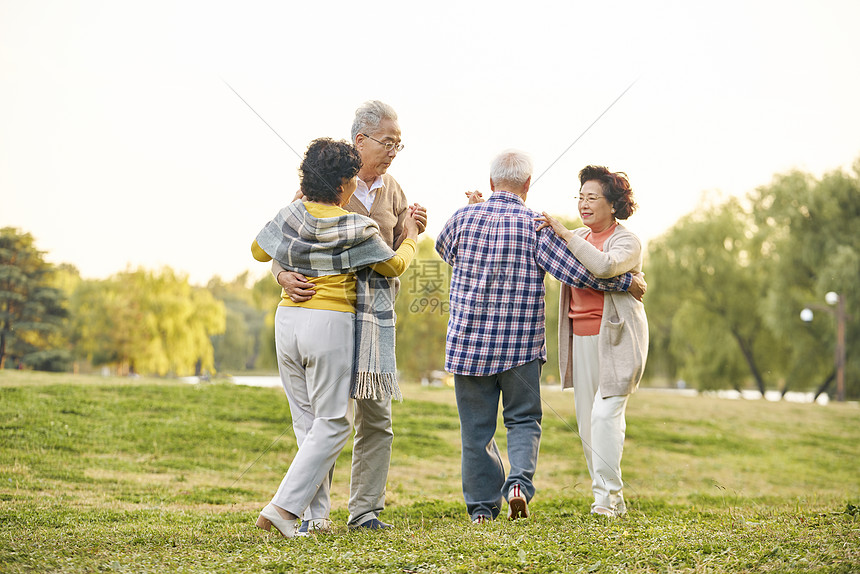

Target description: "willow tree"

left=645, top=197, right=788, bottom=393
left=70, top=268, right=226, bottom=376
left=750, top=161, right=860, bottom=396
left=70, top=276, right=146, bottom=372
left=208, top=272, right=267, bottom=371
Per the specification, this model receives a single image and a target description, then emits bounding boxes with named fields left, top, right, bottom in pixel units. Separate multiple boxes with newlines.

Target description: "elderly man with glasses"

left=273, top=101, right=426, bottom=532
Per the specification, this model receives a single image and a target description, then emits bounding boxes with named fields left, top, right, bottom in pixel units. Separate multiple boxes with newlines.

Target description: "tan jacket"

left=344, top=173, right=409, bottom=250
left=558, top=224, right=649, bottom=397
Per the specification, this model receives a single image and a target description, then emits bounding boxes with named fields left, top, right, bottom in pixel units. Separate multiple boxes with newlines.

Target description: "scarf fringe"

left=351, top=372, right=402, bottom=402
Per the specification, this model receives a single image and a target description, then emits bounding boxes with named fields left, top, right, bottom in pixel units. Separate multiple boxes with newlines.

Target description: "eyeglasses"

left=576, top=194, right=605, bottom=205
left=361, top=133, right=404, bottom=153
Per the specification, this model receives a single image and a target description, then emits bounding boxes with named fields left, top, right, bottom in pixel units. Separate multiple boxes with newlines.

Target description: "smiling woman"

left=536, top=165, right=648, bottom=519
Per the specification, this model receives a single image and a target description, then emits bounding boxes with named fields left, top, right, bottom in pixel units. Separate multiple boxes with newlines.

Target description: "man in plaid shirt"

left=435, top=149, right=645, bottom=524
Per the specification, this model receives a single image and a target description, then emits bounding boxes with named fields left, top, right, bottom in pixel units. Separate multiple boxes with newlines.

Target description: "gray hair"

left=490, top=149, right=534, bottom=189
left=351, top=100, right=398, bottom=142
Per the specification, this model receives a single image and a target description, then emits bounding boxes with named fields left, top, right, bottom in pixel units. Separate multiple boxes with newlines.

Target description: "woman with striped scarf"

left=251, top=138, right=419, bottom=538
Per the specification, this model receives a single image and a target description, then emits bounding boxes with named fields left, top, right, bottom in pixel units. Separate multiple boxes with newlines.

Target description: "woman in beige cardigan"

left=536, top=165, right=648, bottom=518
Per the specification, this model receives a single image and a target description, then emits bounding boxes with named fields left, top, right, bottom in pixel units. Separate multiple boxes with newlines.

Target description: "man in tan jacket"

left=273, top=101, right=426, bottom=531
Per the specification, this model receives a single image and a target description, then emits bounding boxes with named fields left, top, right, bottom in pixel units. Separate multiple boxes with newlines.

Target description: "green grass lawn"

left=1, top=370, right=858, bottom=573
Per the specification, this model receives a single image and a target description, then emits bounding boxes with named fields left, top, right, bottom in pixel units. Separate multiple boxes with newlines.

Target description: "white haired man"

left=273, top=101, right=426, bottom=531
left=435, top=150, right=644, bottom=524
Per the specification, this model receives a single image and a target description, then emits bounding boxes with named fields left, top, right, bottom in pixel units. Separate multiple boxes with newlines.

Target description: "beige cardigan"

left=344, top=173, right=409, bottom=250
left=558, top=224, right=649, bottom=397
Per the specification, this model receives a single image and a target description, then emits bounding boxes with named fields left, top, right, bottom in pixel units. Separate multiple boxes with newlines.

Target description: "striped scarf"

left=255, top=200, right=402, bottom=401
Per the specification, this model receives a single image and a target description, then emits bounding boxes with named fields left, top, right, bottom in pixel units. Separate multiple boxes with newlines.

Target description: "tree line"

left=645, top=159, right=859, bottom=398
left=1, top=160, right=857, bottom=397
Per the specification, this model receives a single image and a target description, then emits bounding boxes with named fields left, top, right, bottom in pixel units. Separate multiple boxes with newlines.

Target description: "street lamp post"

left=801, top=292, right=847, bottom=402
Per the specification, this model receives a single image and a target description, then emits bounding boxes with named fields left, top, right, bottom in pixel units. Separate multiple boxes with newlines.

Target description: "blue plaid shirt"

left=435, top=191, right=633, bottom=376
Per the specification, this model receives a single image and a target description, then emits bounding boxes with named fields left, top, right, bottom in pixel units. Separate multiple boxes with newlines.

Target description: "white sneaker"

left=296, top=518, right=333, bottom=536
left=590, top=506, right=615, bottom=518
left=507, top=484, right=529, bottom=520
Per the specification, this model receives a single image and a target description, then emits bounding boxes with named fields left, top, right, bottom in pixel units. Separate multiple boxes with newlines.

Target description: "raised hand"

left=535, top=212, right=573, bottom=242
left=465, top=190, right=484, bottom=204
left=403, top=209, right=420, bottom=240
left=410, top=203, right=427, bottom=233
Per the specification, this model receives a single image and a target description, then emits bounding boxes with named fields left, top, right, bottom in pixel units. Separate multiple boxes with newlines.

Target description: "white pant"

left=271, top=306, right=354, bottom=517
left=572, top=334, right=629, bottom=515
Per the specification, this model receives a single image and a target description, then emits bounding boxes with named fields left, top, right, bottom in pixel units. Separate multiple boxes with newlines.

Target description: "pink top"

left=568, top=222, right=618, bottom=336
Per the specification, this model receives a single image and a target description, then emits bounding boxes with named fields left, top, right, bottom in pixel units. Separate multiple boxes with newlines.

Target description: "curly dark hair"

left=578, top=165, right=638, bottom=220
left=299, top=138, right=362, bottom=203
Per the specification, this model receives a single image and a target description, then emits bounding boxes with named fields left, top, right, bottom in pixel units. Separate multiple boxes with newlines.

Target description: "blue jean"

left=454, top=359, right=542, bottom=519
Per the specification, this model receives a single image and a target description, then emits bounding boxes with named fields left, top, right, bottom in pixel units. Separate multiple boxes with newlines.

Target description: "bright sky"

left=2, top=1, right=859, bottom=285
